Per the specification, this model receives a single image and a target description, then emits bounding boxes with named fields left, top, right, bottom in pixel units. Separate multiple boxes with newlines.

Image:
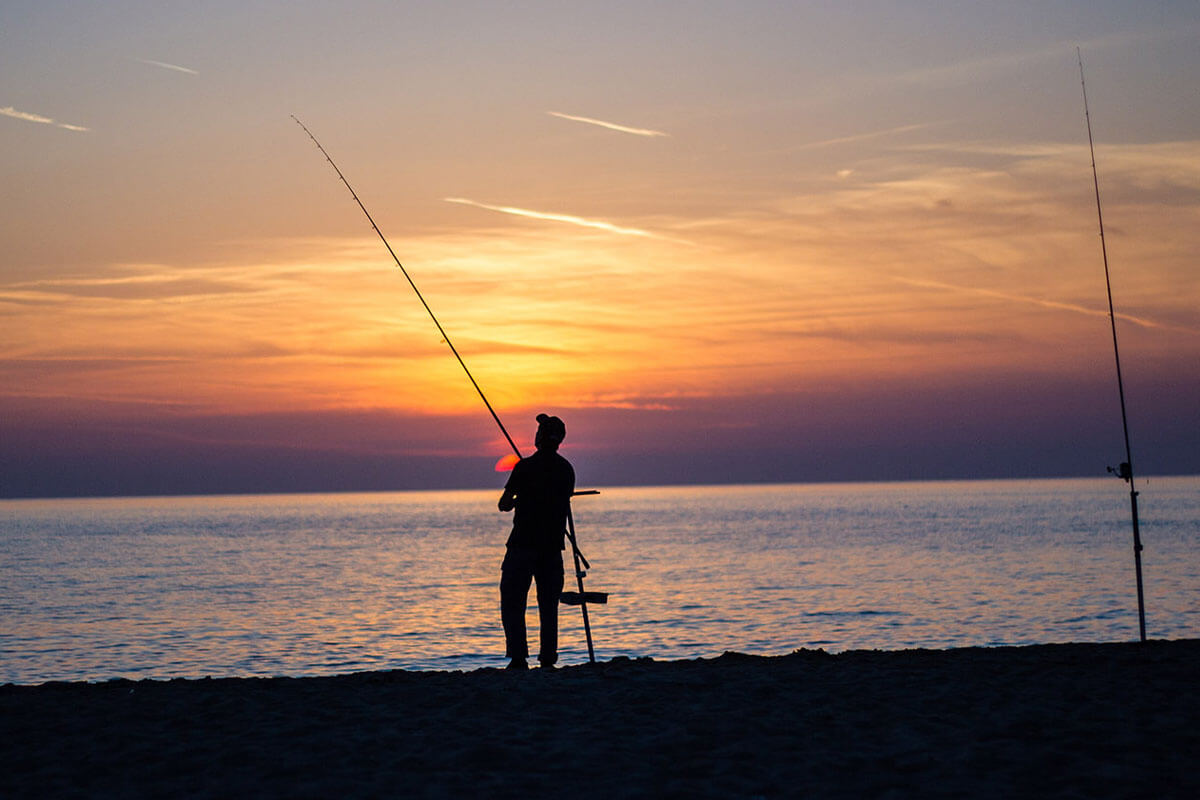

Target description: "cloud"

left=567, top=395, right=678, bottom=412
left=135, top=57, right=199, bottom=75
left=893, top=277, right=1200, bottom=335
left=878, top=25, right=1200, bottom=91
left=444, top=197, right=692, bottom=243
left=794, top=122, right=937, bottom=151
left=0, top=106, right=53, bottom=124
left=733, top=122, right=941, bottom=164
left=548, top=111, right=668, bottom=138
left=2, top=273, right=260, bottom=301
left=0, top=105, right=88, bottom=131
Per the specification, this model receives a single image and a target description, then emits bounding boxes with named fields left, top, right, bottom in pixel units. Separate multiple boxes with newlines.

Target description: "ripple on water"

left=1, top=478, right=1198, bottom=682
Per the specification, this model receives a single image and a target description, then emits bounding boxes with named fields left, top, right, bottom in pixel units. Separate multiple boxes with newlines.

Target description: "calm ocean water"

left=2, top=478, right=1197, bottom=684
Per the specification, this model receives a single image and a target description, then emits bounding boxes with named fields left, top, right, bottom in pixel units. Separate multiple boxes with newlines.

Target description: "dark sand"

left=3, top=640, right=1197, bottom=798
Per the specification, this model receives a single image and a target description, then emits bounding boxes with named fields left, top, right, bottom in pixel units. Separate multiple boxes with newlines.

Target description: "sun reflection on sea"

left=2, top=477, right=1197, bottom=683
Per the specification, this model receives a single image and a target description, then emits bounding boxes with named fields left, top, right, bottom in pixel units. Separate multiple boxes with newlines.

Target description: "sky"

left=2, top=1, right=1199, bottom=497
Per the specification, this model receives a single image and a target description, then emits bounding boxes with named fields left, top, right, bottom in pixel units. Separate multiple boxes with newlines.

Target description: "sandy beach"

left=2, top=639, right=1196, bottom=798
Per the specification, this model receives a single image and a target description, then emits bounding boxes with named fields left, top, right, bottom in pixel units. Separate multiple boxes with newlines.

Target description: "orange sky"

left=6, top=140, right=1197, bottom=414
left=2, top=3, right=1199, bottom=494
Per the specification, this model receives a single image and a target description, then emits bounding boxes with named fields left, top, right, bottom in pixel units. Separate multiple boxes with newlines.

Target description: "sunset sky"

left=3, top=1, right=1199, bottom=496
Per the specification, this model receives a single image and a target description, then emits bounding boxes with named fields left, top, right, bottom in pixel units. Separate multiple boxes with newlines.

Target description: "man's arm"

left=499, top=459, right=524, bottom=511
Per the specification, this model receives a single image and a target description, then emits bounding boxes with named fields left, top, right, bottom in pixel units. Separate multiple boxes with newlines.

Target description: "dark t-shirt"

left=504, top=449, right=575, bottom=552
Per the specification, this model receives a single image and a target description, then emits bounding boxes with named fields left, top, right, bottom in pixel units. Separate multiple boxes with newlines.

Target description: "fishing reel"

left=1107, top=462, right=1132, bottom=482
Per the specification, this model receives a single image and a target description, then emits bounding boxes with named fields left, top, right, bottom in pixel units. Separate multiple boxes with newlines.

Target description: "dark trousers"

left=500, top=548, right=564, bottom=664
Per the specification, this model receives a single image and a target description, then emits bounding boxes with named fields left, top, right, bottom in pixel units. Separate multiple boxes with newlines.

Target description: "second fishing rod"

left=1076, top=50, right=1146, bottom=643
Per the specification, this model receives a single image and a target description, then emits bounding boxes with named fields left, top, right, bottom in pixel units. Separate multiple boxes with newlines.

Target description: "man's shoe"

left=506, top=658, right=528, bottom=670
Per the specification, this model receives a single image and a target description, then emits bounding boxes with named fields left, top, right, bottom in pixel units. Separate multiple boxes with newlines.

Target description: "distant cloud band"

left=548, top=111, right=668, bottom=138
left=0, top=105, right=88, bottom=132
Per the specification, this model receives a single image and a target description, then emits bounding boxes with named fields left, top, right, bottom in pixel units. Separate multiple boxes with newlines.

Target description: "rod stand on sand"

left=561, top=501, right=608, bottom=664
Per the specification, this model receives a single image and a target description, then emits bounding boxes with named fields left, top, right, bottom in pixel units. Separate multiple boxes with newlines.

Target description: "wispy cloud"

left=444, top=197, right=692, bottom=243
left=0, top=105, right=88, bottom=131
left=135, top=57, right=199, bottom=75
left=881, top=25, right=1200, bottom=90
left=795, top=122, right=936, bottom=151
left=0, top=106, right=53, bottom=124
left=548, top=111, right=668, bottom=138
left=895, top=277, right=1199, bottom=335
left=741, top=122, right=940, bottom=162
left=884, top=44, right=1070, bottom=88
left=2, top=271, right=257, bottom=302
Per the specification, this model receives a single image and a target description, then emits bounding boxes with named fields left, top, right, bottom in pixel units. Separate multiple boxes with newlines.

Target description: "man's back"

left=504, top=449, right=575, bottom=552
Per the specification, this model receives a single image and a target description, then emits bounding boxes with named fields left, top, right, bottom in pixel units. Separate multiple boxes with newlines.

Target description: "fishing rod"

left=1077, top=49, right=1147, bottom=643
left=292, top=115, right=601, bottom=585
left=291, top=115, right=521, bottom=459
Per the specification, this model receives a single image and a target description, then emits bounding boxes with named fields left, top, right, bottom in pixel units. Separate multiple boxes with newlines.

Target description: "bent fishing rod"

left=1077, top=49, right=1147, bottom=643
left=291, top=115, right=596, bottom=566
left=291, top=115, right=521, bottom=460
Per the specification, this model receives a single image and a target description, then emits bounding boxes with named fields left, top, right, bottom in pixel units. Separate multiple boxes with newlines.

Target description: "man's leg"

left=500, top=553, right=534, bottom=663
left=534, top=552, right=565, bottom=666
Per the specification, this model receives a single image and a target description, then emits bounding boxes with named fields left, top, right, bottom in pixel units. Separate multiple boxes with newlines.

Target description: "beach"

left=2, top=639, right=1196, bottom=798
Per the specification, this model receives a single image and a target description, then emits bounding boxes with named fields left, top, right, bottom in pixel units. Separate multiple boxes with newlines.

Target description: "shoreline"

left=3, top=639, right=1197, bottom=798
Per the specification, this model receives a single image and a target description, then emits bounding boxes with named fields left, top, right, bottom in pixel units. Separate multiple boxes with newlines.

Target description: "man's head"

left=534, top=413, right=566, bottom=452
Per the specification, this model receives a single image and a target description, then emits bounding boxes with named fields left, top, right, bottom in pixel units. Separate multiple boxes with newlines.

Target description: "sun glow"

left=5, top=134, right=1200, bottom=426
left=5, top=3, right=1200, bottom=495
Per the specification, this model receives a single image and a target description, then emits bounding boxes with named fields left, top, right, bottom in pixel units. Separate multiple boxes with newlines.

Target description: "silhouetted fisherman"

left=498, top=414, right=575, bottom=670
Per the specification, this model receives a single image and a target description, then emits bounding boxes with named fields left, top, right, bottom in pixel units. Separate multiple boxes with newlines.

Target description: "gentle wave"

left=2, top=477, right=1198, bottom=683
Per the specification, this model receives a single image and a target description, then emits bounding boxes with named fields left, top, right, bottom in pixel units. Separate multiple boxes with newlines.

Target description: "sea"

left=2, top=477, right=1197, bottom=685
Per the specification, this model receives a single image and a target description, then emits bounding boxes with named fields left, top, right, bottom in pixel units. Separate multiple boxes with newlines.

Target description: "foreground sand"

left=3, top=640, right=1197, bottom=798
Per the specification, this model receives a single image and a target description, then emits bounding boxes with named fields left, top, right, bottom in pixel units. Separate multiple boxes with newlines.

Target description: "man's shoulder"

left=526, top=449, right=574, bottom=480
left=548, top=451, right=574, bottom=473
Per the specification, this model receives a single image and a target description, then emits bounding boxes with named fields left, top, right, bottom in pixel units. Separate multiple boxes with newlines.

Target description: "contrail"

left=895, top=277, right=1199, bottom=334
left=795, top=122, right=935, bottom=151
left=548, top=111, right=668, bottom=138
left=1, top=106, right=53, bottom=124
left=445, top=197, right=691, bottom=243
left=741, top=122, right=939, bottom=161
left=1, top=105, right=88, bottom=131
left=136, top=58, right=199, bottom=75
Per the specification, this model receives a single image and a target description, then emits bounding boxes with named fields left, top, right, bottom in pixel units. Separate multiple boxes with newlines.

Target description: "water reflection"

left=1, top=478, right=1198, bottom=683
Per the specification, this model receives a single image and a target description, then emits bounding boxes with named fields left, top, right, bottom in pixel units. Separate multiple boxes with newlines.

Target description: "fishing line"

left=1077, top=49, right=1147, bottom=642
left=291, top=115, right=521, bottom=459
left=293, top=116, right=599, bottom=607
